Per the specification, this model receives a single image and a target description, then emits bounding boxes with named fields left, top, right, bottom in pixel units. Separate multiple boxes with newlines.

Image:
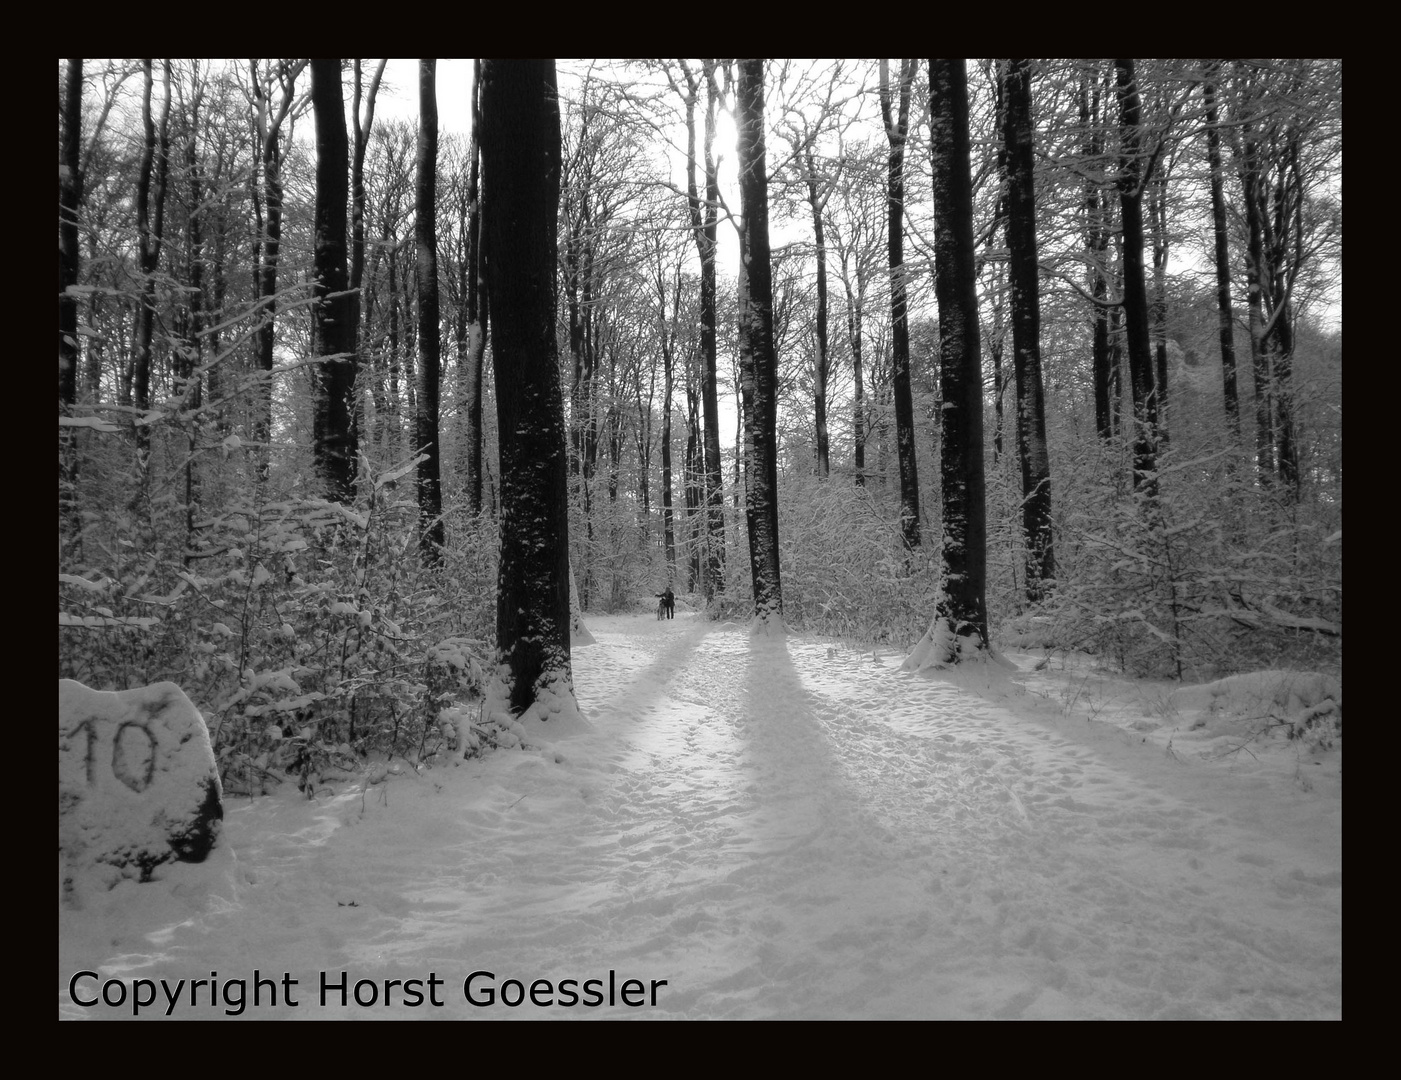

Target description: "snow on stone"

left=59, top=680, right=230, bottom=909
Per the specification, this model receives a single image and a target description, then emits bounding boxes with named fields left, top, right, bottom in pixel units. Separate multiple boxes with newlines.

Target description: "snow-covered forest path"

left=60, top=612, right=1341, bottom=1019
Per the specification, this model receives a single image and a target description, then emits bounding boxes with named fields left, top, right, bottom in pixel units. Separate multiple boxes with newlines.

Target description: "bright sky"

left=374, top=60, right=474, bottom=137
left=374, top=60, right=748, bottom=452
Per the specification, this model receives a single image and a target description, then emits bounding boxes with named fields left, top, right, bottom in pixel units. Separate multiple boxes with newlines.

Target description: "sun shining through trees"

left=59, top=64, right=1339, bottom=1016
left=59, top=52, right=1341, bottom=720
left=60, top=57, right=1339, bottom=1019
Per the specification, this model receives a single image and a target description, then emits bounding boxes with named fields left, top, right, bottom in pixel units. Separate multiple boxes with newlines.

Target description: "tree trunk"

left=1081, top=73, right=1115, bottom=442
left=846, top=269, right=866, bottom=485
left=881, top=59, right=921, bottom=548
left=1115, top=59, right=1159, bottom=498
left=177, top=72, right=207, bottom=565
left=350, top=59, right=386, bottom=377
left=909, top=57, right=989, bottom=667
left=802, top=146, right=832, bottom=479
left=415, top=59, right=444, bottom=560
left=480, top=58, right=577, bottom=721
left=463, top=59, right=487, bottom=515
left=685, top=385, right=702, bottom=591
left=1239, top=108, right=1275, bottom=486
left=1201, top=67, right=1240, bottom=441
left=60, top=58, right=82, bottom=540
left=989, top=272, right=1005, bottom=463
left=1148, top=168, right=1171, bottom=445
left=311, top=59, right=357, bottom=502
left=132, top=59, right=171, bottom=461
left=1271, top=136, right=1302, bottom=499
left=659, top=264, right=679, bottom=582
left=250, top=60, right=305, bottom=471
left=680, top=61, right=727, bottom=599
left=1002, top=58, right=1055, bottom=602
left=736, top=59, right=783, bottom=630
left=60, top=59, right=82, bottom=410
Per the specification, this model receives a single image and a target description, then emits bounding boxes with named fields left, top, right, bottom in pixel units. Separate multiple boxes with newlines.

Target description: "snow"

left=59, top=611, right=1341, bottom=1019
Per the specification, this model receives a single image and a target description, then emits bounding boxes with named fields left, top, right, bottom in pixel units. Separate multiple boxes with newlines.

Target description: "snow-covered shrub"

left=60, top=446, right=497, bottom=795
left=1042, top=441, right=1341, bottom=681
left=1169, top=670, right=1342, bottom=751
left=720, top=472, right=937, bottom=648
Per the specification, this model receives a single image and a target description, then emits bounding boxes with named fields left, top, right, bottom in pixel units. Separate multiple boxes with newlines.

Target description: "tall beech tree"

left=907, top=57, right=989, bottom=667
left=1080, top=70, right=1116, bottom=441
left=60, top=60, right=83, bottom=411
left=792, top=137, right=834, bottom=478
left=310, top=59, right=357, bottom=501
left=1001, top=58, right=1055, bottom=601
left=350, top=59, right=387, bottom=381
left=1201, top=64, right=1240, bottom=440
left=459, top=58, right=487, bottom=515
left=1115, top=58, right=1159, bottom=498
left=826, top=153, right=883, bottom=486
left=1228, top=60, right=1338, bottom=501
left=415, top=59, right=444, bottom=560
left=480, top=58, right=578, bottom=720
left=60, top=58, right=83, bottom=536
left=132, top=60, right=171, bottom=458
left=880, top=58, right=921, bottom=548
left=56, top=59, right=1341, bottom=707
left=248, top=59, right=305, bottom=462
left=736, top=58, right=784, bottom=630
left=672, top=59, right=727, bottom=598
left=774, top=61, right=850, bottom=481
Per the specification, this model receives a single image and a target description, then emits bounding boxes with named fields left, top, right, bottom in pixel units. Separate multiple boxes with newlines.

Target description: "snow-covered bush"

left=60, top=446, right=496, bottom=796
left=1040, top=441, right=1341, bottom=681
left=713, top=472, right=937, bottom=648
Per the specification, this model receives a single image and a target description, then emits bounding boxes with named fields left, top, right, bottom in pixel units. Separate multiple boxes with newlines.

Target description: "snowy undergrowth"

left=60, top=611, right=1341, bottom=1020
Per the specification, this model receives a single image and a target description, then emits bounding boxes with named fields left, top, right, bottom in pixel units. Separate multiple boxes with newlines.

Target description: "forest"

left=57, top=59, right=1342, bottom=790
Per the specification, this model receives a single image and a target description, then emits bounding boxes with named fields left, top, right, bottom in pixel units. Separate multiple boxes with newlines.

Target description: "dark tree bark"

left=60, top=58, right=83, bottom=542
left=1108, top=285, right=1124, bottom=436
left=350, top=59, right=386, bottom=378
left=480, top=58, right=576, bottom=720
left=910, top=57, right=989, bottom=666
left=311, top=59, right=357, bottom=502
left=132, top=60, right=171, bottom=460
left=60, top=59, right=82, bottom=410
left=989, top=269, right=1006, bottom=463
left=1148, top=167, right=1171, bottom=444
left=462, top=58, right=487, bottom=515
left=802, top=144, right=832, bottom=479
left=1201, top=66, right=1240, bottom=440
left=1232, top=62, right=1317, bottom=501
left=175, top=68, right=209, bottom=564
left=1002, top=58, right=1055, bottom=602
left=1081, top=71, right=1114, bottom=441
left=1270, top=135, right=1303, bottom=498
left=677, top=60, right=727, bottom=598
left=250, top=61, right=305, bottom=466
left=415, top=59, right=444, bottom=561
left=684, top=384, right=702, bottom=591
left=656, top=257, right=681, bottom=582
left=1115, top=58, right=1159, bottom=498
left=880, top=58, right=921, bottom=548
left=841, top=253, right=868, bottom=486
left=736, top=59, right=783, bottom=629
left=1238, top=111, right=1274, bottom=485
